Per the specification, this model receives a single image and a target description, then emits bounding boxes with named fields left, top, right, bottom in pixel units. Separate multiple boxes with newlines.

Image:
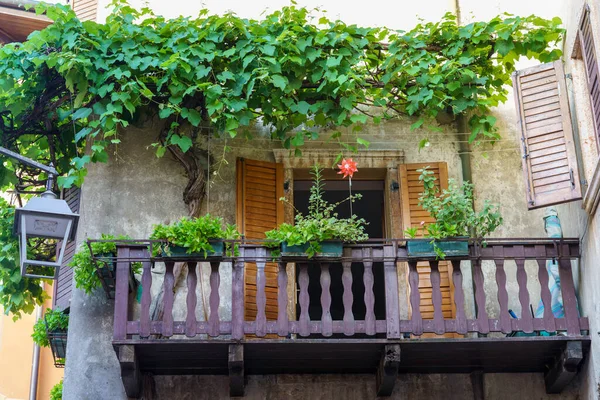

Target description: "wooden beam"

left=117, top=345, right=141, bottom=398
left=0, top=26, right=15, bottom=43
left=470, top=370, right=484, bottom=400
left=229, top=344, right=244, bottom=397
left=545, top=341, right=583, bottom=394
left=376, top=344, right=401, bottom=396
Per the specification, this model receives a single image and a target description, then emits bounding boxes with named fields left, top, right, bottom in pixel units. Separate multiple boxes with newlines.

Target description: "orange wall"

left=0, top=282, right=63, bottom=400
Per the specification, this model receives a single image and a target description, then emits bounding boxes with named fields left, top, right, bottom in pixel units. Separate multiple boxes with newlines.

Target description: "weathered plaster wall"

left=63, top=117, right=577, bottom=399
left=62, top=0, right=598, bottom=399
left=62, top=117, right=189, bottom=400
left=551, top=2, right=600, bottom=400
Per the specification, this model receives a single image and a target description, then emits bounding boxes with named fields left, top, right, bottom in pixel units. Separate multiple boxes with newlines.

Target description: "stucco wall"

left=62, top=115, right=579, bottom=399
left=61, top=0, right=598, bottom=399
left=551, top=2, right=600, bottom=400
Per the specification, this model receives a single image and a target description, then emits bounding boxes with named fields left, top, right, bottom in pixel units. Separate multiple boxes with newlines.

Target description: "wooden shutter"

left=236, top=159, right=284, bottom=322
left=399, top=162, right=455, bottom=321
left=73, top=0, right=98, bottom=21
left=512, top=61, right=582, bottom=210
left=578, top=5, right=600, bottom=143
left=53, top=186, right=81, bottom=311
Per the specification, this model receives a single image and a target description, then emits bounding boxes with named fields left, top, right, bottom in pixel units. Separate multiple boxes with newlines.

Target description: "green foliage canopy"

left=0, top=1, right=564, bottom=194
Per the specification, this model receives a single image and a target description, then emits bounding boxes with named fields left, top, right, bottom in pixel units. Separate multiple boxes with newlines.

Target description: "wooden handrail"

left=112, top=241, right=588, bottom=342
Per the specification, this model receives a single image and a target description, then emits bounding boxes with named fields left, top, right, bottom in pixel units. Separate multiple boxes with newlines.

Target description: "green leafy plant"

left=50, top=380, right=63, bottom=400
left=405, top=167, right=503, bottom=258
left=0, top=2, right=563, bottom=215
left=70, top=234, right=141, bottom=295
left=266, top=165, right=368, bottom=258
left=31, top=308, right=69, bottom=348
left=150, top=215, right=240, bottom=257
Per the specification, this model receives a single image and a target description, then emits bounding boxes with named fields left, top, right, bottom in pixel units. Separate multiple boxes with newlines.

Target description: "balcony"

left=106, top=239, right=589, bottom=397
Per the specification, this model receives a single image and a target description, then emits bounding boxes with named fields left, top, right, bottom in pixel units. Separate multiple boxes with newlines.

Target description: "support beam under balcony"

left=118, top=345, right=141, bottom=398
left=376, top=344, right=401, bottom=396
left=545, top=341, right=583, bottom=393
left=229, top=344, right=245, bottom=396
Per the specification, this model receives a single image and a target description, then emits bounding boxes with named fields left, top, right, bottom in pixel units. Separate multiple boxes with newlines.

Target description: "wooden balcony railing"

left=108, top=238, right=588, bottom=341
left=105, top=238, right=590, bottom=397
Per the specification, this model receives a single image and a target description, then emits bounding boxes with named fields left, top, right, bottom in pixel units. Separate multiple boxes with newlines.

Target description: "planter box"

left=281, top=240, right=343, bottom=258
left=407, top=238, right=469, bottom=257
left=94, top=253, right=137, bottom=300
left=47, top=329, right=67, bottom=367
left=160, top=240, right=224, bottom=258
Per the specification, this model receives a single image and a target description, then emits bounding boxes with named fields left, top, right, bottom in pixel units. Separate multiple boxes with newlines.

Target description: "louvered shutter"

left=236, top=159, right=284, bottom=322
left=578, top=5, right=600, bottom=142
left=399, top=162, right=455, bottom=321
left=512, top=61, right=582, bottom=210
left=53, top=186, right=81, bottom=311
left=73, top=0, right=97, bottom=21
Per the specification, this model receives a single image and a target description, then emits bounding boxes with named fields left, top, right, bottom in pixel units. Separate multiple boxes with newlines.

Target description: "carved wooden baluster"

left=341, top=253, right=354, bottom=336
left=407, top=260, right=422, bottom=336
left=472, top=259, right=489, bottom=334
left=384, top=246, right=400, bottom=339
left=450, top=260, right=467, bottom=335
left=321, top=263, right=333, bottom=337
left=363, top=247, right=376, bottom=336
left=430, top=261, right=445, bottom=335
left=277, top=261, right=289, bottom=337
left=231, top=247, right=245, bottom=340
left=494, top=246, right=511, bottom=334
left=162, top=261, right=175, bottom=337
left=558, top=244, right=581, bottom=336
left=139, top=258, right=152, bottom=338
left=114, top=246, right=131, bottom=340
left=299, top=263, right=310, bottom=337
left=255, top=248, right=268, bottom=337
left=185, top=262, right=198, bottom=338
left=515, top=245, right=533, bottom=333
left=208, top=261, right=221, bottom=337
left=535, top=244, right=555, bottom=333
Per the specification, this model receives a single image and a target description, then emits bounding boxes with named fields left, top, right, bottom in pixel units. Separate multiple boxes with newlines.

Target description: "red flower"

left=337, top=158, right=358, bottom=179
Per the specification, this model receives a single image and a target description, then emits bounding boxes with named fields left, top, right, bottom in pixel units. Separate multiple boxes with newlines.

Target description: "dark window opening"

left=293, top=179, right=386, bottom=330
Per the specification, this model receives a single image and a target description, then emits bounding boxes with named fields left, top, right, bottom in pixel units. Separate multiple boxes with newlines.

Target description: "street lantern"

left=0, top=147, right=80, bottom=279
left=14, top=189, right=79, bottom=279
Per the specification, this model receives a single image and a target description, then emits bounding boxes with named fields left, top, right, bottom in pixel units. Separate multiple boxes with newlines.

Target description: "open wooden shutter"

left=578, top=5, right=600, bottom=143
left=236, top=159, right=284, bottom=322
left=53, top=186, right=81, bottom=311
left=399, top=162, right=455, bottom=321
left=73, top=0, right=98, bottom=21
left=512, top=61, right=582, bottom=210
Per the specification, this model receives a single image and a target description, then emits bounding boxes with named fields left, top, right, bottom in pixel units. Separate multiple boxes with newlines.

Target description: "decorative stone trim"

left=273, top=149, right=405, bottom=169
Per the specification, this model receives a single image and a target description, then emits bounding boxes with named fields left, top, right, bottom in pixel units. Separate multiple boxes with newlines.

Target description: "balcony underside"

left=114, top=336, right=589, bottom=376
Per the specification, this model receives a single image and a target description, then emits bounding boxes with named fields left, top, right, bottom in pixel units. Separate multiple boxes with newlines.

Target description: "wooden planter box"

left=407, top=238, right=469, bottom=258
left=281, top=240, right=343, bottom=258
left=95, top=253, right=137, bottom=299
left=160, top=240, right=225, bottom=258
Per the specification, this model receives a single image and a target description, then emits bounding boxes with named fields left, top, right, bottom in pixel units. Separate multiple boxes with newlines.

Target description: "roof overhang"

left=0, top=1, right=52, bottom=43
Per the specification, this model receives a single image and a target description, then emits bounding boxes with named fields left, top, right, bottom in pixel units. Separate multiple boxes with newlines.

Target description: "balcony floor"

left=113, top=335, right=590, bottom=376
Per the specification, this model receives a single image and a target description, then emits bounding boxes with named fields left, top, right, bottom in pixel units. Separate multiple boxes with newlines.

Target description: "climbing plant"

left=0, top=1, right=565, bottom=318
left=0, top=1, right=563, bottom=216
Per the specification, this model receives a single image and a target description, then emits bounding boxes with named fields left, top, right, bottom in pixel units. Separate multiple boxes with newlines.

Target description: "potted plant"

left=265, top=165, right=368, bottom=258
left=50, top=380, right=63, bottom=400
left=32, top=308, right=69, bottom=367
left=70, top=234, right=141, bottom=298
left=150, top=215, right=239, bottom=258
left=405, top=167, right=503, bottom=259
